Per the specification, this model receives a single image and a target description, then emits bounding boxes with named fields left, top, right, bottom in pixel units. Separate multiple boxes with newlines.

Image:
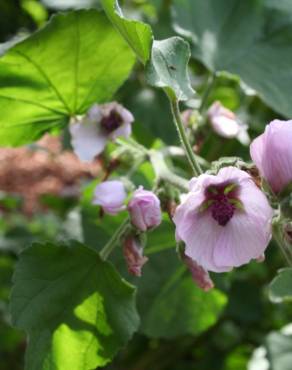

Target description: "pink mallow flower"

left=70, top=102, right=134, bottom=161
left=208, top=101, right=250, bottom=145
left=173, top=167, right=273, bottom=273
left=250, top=119, right=292, bottom=194
left=93, top=180, right=126, bottom=215
left=128, top=187, right=162, bottom=232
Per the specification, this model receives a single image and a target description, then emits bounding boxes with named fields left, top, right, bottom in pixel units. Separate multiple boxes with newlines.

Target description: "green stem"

left=170, top=98, right=202, bottom=176
left=272, top=222, right=292, bottom=266
left=99, top=218, right=130, bottom=260
left=199, top=72, right=216, bottom=114
left=150, top=150, right=189, bottom=191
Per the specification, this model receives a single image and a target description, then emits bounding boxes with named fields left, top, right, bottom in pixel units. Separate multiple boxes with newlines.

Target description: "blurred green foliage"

left=1, top=1, right=292, bottom=370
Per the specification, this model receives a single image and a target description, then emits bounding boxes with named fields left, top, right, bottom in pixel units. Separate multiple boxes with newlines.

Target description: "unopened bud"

left=128, top=187, right=162, bottom=231
left=123, top=236, right=148, bottom=277
left=182, top=253, right=214, bottom=291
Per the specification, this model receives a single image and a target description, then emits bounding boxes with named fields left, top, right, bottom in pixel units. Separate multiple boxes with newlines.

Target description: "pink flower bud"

left=250, top=119, right=292, bottom=193
left=128, top=187, right=162, bottom=231
left=93, top=180, right=126, bottom=215
left=123, top=236, right=148, bottom=276
left=208, top=101, right=250, bottom=145
left=182, top=253, right=214, bottom=291
left=173, top=167, right=273, bottom=273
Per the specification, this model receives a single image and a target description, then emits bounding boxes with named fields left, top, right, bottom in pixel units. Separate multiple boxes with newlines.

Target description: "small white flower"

left=208, top=101, right=250, bottom=145
left=70, top=102, right=134, bottom=161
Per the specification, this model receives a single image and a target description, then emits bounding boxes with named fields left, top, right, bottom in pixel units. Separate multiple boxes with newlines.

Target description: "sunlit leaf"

left=10, top=241, right=140, bottom=370
left=101, top=0, right=152, bottom=64
left=0, top=10, right=135, bottom=146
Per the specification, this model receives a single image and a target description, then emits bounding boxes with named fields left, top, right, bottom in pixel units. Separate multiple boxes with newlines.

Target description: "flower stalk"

left=149, top=150, right=189, bottom=192
left=99, top=217, right=131, bottom=260
left=169, top=98, right=202, bottom=176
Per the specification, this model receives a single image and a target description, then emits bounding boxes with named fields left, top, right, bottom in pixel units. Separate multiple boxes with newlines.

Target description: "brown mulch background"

left=0, top=135, right=101, bottom=214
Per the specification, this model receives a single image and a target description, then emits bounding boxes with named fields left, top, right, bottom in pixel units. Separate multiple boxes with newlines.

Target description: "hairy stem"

left=272, top=221, right=292, bottom=266
left=99, top=217, right=130, bottom=260
left=170, top=98, right=202, bottom=176
left=150, top=150, right=189, bottom=191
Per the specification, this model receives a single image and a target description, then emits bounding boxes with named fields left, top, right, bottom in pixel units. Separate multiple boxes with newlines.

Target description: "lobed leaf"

left=10, top=241, right=140, bottom=370
left=145, top=37, right=195, bottom=101
left=101, top=0, right=153, bottom=64
left=0, top=10, right=135, bottom=146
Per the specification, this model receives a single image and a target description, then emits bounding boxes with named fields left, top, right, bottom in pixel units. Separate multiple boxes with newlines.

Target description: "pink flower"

left=208, top=101, right=250, bottom=145
left=93, top=180, right=126, bottom=215
left=250, top=119, right=292, bottom=193
left=128, top=187, right=162, bottom=232
left=123, top=236, right=148, bottom=276
left=173, top=167, right=273, bottom=273
left=70, top=102, right=134, bottom=161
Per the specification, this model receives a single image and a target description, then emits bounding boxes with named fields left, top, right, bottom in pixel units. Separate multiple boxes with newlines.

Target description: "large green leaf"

left=146, top=37, right=195, bottom=101
left=269, top=268, right=292, bottom=303
left=81, top=207, right=227, bottom=339
left=101, top=0, right=153, bottom=64
left=132, top=220, right=227, bottom=338
left=0, top=10, right=135, bottom=146
left=172, top=0, right=292, bottom=117
left=10, top=241, right=140, bottom=370
left=137, top=247, right=227, bottom=338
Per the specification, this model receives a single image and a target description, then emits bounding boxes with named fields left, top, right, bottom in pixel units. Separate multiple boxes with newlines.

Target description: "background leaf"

left=0, top=9, right=135, bottom=146
left=265, top=330, right=292, bottom=370
left=137, top=246, right=227, bottom=338
left=10, top=241, right=140, bottom=370
left=172, top=0, right=292, bottom=117
left=269, top=268, right=292, bottom=303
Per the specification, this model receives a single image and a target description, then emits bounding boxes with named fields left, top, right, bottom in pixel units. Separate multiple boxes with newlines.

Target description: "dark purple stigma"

left=203, top=183, right=239, bottom=226
left=100, top=110, right=123, bottom=133
left=210, top=194, right=235, bottom=226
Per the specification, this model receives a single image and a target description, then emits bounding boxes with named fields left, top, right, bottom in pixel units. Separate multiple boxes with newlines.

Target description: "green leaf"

left=269, top=268, right=292, bottom=303
left=10, top=241, right=140, bottom=370
left=265, top=0, right=292, bottom=13
left=80, top=210, right=227, bottom=339
left=266, top=330, right=292, bottom=370
left=146, top=37, right=195, bottom=101
left=138, top=243, right=227, bottom=338
left=172, top=0, right=292, bottom=117
left=0, top=10, right=135, bottom=146
left=101, top=0, right=153, bottom=64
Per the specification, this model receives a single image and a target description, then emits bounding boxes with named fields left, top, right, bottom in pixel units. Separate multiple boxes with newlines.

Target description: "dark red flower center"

left=202, top=182, right=241, bottom=226
left=100, top=110, right=123, bottom=133
left=210, top=194, right=235, bottom=226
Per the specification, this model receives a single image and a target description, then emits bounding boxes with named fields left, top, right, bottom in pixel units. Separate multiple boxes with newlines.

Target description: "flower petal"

left=213, top=177, right=273, bottom=268
left=110, top=122, right=132, bottom=140
left=211, top=116, right=240, bottom=138
left=93, top=180, right=127, bottom=215
left=70, top=120, right=106, bottom=161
